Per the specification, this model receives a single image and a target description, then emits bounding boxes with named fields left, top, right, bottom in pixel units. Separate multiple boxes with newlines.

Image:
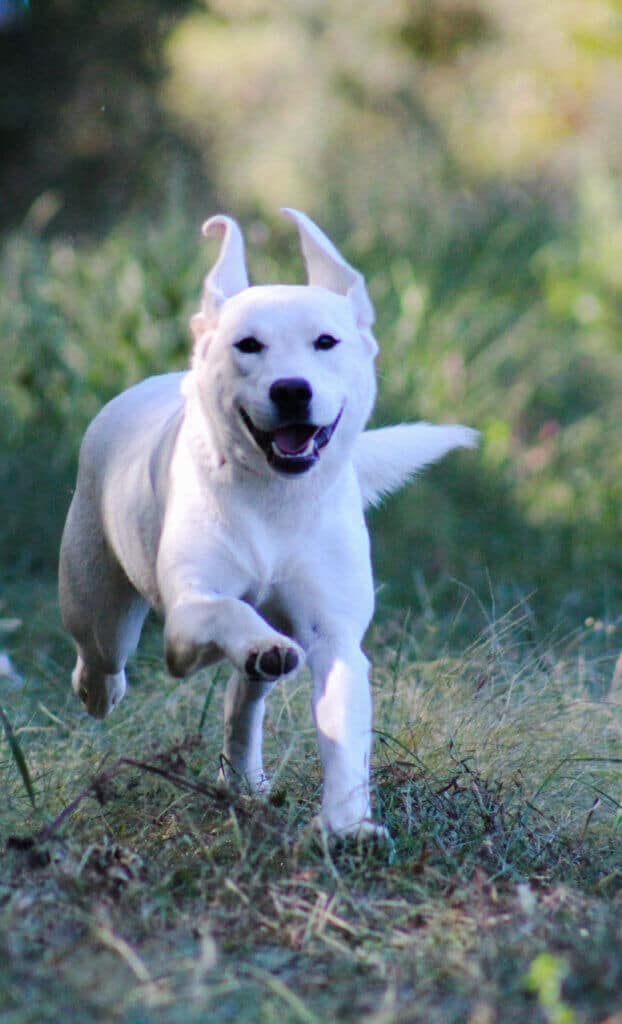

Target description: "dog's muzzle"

left=239, top=407, right=343, bottom=475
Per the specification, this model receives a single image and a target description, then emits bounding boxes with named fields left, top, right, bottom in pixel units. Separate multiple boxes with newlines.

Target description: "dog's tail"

left=353, top=423, right=479, bottom=508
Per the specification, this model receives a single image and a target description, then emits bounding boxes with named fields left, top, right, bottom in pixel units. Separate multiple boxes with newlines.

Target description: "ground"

left=1, top=581, right=622, bottom=1024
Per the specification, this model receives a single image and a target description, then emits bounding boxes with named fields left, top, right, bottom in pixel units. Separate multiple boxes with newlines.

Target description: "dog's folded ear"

left=191, top=216, right=250, bottom=343
left=282, top=208, right=376, bottom=331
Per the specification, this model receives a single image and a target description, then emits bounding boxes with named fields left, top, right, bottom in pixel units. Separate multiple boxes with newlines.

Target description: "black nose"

left=269, top=377, right=313, bottom=418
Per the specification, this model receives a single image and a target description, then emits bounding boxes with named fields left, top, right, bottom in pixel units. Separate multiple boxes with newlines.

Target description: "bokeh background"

left=2, top=0, right=622, bottom=633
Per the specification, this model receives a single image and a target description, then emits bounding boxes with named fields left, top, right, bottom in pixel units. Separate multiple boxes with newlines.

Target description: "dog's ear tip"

left=280, top=207, right=307, bottom=224
left=201, top=215, right=231, bottom=239
left=199, top=215, right=249, bottom=304
left=283, top=208, right=375, bottom=327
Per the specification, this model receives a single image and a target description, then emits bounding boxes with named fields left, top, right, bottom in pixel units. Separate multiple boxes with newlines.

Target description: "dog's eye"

left=234, top=336, right=265, bottom=354
left=313, top=334, right=340, bottom=351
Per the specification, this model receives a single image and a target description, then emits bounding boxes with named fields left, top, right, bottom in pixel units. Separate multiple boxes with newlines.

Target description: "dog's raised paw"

left=244, top=644, right=300, bottom=681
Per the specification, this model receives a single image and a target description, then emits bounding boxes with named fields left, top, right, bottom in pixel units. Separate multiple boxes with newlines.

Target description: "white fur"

left=59, top=210, right=478, bottom=838
left=355, top=423, right=480, bottom=508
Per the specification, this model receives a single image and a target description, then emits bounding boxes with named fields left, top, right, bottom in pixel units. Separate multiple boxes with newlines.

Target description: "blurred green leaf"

left=0, top=704, right=36, bottom=810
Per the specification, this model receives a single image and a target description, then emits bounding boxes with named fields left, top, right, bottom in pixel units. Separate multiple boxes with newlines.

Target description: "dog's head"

left=188, top=209, right=378, bottom=479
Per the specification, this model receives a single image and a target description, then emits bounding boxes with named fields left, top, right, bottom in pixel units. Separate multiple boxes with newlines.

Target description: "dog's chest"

left=222, top=490, right=322, bottom=605
left=236, top=508, right=303, bottom=591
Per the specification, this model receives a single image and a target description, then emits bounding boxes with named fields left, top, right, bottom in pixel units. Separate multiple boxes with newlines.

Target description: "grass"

left=3, top=184, right=622, bottom=625
left=3, top=10, right=622, bottom=1018
left=1, top=580, right=622, bottom=1023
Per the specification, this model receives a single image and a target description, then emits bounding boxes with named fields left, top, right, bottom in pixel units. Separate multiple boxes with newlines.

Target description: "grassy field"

left=1, top=580, right=621, bottom=1023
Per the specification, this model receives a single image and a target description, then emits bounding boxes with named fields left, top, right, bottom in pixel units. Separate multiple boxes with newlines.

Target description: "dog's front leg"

left=163, top=591, right=304, bottom=681
left=164, top=591, right=302, bottom=794
left=307, top=634, right=382, bottom=838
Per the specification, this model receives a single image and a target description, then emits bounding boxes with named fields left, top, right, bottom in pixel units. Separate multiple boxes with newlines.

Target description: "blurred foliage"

left=0, top=214, right=203, bottom=570
left=370, top=175, right=622, bottom=621
left=0, top=0, right=203, bottom=233
left=1, top=0, right=622, bottom=629
left=164, top=0, right=622, bottom=218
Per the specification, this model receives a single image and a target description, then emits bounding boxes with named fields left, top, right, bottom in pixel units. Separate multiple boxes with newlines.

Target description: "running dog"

left=59, top=209, right=478, bottom=837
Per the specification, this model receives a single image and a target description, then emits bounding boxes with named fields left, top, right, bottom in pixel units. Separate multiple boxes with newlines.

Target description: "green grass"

left=2, top=182, right=622, bottom=623
left=1, top=581, right=621, bottom=1023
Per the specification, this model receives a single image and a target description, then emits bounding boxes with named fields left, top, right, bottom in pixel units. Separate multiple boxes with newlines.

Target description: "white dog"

left=59, top=209, right=477, bottom=837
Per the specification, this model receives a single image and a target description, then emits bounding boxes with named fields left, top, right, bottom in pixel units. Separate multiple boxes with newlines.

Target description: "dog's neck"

left=180, top=371, right=235, bottom=478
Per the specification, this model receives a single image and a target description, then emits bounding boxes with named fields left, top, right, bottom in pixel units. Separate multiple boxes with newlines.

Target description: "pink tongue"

left=273, top=425, right=315, bottom=455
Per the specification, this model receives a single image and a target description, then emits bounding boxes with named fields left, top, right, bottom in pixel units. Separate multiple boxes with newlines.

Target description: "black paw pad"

left=258, top=646, right=283, bottom=677
left=282, top=649, right=299, bottom=674
left=245, top=646, right=299, bottom=681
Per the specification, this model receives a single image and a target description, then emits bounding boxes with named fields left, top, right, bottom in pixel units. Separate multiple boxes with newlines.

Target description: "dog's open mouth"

left=239, top=407, right=343, bottom=475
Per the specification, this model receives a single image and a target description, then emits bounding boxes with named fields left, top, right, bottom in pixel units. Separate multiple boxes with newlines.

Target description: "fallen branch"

left=28, top=735, right=233, bottom=845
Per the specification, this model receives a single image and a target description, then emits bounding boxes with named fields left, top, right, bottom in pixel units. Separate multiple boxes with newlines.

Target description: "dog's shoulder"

left=76, top=373, right=188, bottom=492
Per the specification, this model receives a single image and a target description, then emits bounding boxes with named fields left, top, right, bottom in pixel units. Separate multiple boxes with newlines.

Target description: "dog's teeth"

left=272, top=436, right=316, bottom=459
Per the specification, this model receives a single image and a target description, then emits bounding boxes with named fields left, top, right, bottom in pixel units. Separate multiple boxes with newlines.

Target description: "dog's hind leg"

left=65, top=592, right=149, bottom=719
left=219, top=669, right=276, bottom=792
left=64, top=588, right=149, bottom=719
left=70, top=654, right=128, bottom=721
left=59, top=499, right=149, bottom=719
